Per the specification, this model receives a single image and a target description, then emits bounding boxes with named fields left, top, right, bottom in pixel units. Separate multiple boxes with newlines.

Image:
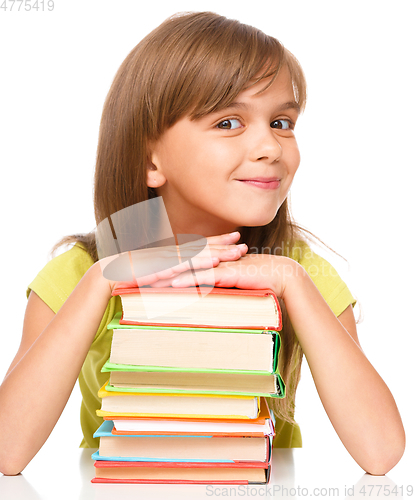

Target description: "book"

left=109, top=397, right=274, bottom=436
left=106, top=313, right=280, bottom=374
left=92, top=460, right=271, bottom=484
left=104, top=369, right=285, bottom=398
left=96, top=382, right=260, bottom=419
left=112, top=286, right=282, bottom=330
left=91, top=286, right=282, bottom=485
left=92, top=420, right=272, bottom=463
left=103, top=395, right=272, bottom=425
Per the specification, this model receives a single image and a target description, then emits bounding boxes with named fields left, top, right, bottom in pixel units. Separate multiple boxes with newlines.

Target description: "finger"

left=205, top=231, right=241, bottom=245
left=140, top=256, right=219, bottom=285
left=150, top=277, right=176, bottom=287
left=126, top=242, right=246, bottom=286
left=167, top=234, right=246, bottom=263
left=171, top=268, right=217, bottom=288
left=210, top=243, right=248, bottom=260
left=179, top=240, right=244, bottom=257
left=178, top=231, right=240, bottom=251
left=168, top=244, right=246, bottom=266
left=161, top=256, right=220, bottom=276
left=150, top=265, right=216, bottom=288
left=154, top=247, right=244, bottom=283
left=190, top=243, right=247, bottom=258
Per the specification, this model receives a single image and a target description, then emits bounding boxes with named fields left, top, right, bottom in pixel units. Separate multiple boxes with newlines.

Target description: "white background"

left=0, top=0, right=414, bottom=482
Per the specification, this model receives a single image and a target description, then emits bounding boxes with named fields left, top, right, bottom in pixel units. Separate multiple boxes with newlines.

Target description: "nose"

left=248, top=126, right=282, bottom=163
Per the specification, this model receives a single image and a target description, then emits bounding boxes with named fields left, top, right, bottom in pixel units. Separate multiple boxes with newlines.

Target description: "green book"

left=103, top=313, right=285, bottom=398
left=107, top=313, right=281, bottom=374
left=102, top=367, right=285, bottom=398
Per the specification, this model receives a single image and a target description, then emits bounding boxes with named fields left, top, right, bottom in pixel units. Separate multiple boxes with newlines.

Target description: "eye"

left=271, top=119, right=292, bottom=130
left=216, top=118, right=243, bottom=130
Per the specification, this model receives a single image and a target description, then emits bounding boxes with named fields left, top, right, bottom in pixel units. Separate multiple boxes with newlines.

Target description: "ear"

left=146, top=149, right=167, bottom=189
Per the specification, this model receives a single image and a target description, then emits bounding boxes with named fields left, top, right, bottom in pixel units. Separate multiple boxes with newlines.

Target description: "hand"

left=153, top=252, right=300, bottom=298
left=99, top=231, right=248, bottom=292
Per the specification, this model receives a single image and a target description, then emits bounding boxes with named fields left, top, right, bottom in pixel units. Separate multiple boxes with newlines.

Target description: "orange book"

left=109, top=397, right=274, bottom=437
left=104, top=396, right=271, bottom=425
left=92, top=459, right=271, bottom=484
left=112, top=286, right=282, bottom=331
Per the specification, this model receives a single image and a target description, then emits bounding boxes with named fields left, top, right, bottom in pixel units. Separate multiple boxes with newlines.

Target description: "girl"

left=0, top=11, right=405, bottom=476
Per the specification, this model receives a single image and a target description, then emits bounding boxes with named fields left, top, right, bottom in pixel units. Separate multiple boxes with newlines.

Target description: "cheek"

left=185, top=140, right=236, bottom=182
left=287, top=141, right=301, bottom=175
left=294, top=151, right=301, bottom=174
left=194, top=138, right=233, bottom=165
left=156, top=138, right=195, bottom=179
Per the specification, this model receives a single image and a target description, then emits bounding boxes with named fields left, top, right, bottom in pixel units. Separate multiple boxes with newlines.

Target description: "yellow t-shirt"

left=26, top=241, right=355, bottom=448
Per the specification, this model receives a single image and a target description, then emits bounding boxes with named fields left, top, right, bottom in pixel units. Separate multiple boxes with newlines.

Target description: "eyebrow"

left=224, top=100, right=301, bottom=114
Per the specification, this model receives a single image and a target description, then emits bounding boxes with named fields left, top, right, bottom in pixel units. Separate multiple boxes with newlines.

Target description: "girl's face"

left=148, top=65, right=301, bottom=236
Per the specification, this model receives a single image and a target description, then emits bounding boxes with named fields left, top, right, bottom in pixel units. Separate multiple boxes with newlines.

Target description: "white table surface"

left=1, top=438, right=413, bottom=500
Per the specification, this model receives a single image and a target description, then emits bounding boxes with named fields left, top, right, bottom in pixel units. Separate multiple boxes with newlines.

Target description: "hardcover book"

left=92, top=420, right=272, bottom=463
left=92, top=459, right=271, bottom=484
left=104, top=368, right=285, bottom=398
left=107, top=313, right=280, bottom=373
left=112, top=286, right=282, bottom=330
left=96, top=382, right=260, bottom=419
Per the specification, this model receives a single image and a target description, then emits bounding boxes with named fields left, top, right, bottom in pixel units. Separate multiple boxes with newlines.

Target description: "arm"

left=168, top=254, right=405, bottom=474
left=0, top=232, right=246, bottom=476
left=0, top=262, right=112, bottom=476
left=281, top=261, right=405, bottom=475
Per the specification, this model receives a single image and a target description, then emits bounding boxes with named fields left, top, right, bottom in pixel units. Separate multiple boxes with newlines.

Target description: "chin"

left=247, top=208, right=281, bottom=227
left=238, top=214, right=277, bottom=228
left=225, top=203, right=282, bottom=229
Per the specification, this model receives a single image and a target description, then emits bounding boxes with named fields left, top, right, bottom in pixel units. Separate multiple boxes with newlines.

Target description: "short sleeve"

left=290, top=241, right=356, bottom=317
left=26, top=243, right=94, bottom=313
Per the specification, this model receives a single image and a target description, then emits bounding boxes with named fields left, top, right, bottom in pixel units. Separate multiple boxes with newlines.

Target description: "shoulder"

left=289, top=240, right=356, bottom=317
left=26, top=243, right=95, bottom=313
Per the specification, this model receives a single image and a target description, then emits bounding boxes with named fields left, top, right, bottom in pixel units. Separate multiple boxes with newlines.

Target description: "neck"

left=155, top=193, right=238, bottom=238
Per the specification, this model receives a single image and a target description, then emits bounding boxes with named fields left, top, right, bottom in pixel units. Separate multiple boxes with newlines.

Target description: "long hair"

left=53, top=11, right=308, bottom=423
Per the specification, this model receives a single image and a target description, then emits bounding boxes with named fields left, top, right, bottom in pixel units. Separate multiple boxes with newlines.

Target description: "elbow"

left=0, top=421, right=38, bottom=476
left=363, top=450, right=404, bottom=476
left=360, top=430, right=406, bottom=476
left=0, top=466, right=24, bottom=477
left=0, top=460, right=25, bottom=476
left=0, top=450, right=28, bottom=476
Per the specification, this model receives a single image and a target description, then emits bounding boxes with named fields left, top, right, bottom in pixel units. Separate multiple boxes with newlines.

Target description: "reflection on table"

left=0, top=443, right=412, bottom=500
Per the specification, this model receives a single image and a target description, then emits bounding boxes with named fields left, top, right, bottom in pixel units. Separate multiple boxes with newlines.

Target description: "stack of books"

left=91, top=286, right=284, bottom=484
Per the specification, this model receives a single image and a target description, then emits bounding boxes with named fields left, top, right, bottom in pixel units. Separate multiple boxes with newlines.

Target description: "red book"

left=92, top=459, right=271, bottom=484
left=112, top=286, right=282, bottom=331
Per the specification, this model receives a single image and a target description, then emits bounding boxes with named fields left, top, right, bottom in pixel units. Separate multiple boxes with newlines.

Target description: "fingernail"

left=172, top=278, right=181, bottom=285
left=229, top=231, right=240, bottom=236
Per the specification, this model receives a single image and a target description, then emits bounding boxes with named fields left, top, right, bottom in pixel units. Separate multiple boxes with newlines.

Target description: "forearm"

left=0, top=262, right=112, bottom=474
left=280, top=260, right=405, bottom=475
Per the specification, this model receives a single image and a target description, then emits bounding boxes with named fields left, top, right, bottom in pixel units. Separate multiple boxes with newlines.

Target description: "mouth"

left=237, top=178, right=281, bottom=190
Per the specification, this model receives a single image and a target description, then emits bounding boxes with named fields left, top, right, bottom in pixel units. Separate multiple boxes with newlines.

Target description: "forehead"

left=240, top=66, right=295, bottom=101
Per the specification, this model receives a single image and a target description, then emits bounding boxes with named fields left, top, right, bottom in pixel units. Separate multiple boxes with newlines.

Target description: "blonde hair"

left=55, top=11, right=308, bottom=424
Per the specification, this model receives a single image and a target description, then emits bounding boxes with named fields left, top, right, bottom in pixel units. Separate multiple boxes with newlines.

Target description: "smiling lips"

left=237, top=178, right=281, bottom=190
